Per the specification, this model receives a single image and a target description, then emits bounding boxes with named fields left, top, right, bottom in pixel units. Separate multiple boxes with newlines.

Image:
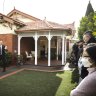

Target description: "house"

left=0, top=8, right=76, bottom=66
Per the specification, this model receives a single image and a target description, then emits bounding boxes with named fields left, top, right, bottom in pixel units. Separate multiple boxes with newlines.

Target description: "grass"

left=0, top=70, right=78, bottom=96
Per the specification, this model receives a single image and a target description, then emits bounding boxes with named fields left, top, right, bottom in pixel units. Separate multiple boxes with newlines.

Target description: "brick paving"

left=0, top=62, right=74, bottom=79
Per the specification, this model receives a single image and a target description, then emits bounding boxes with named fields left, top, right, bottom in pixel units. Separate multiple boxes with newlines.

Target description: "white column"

left=35, top=32, right=38, bottom=65
left=62, top=35, right=64, bottom=65
left=18, top=36, right=22, bottom=55
left=58, top=38, right=61, bottom=55
left=48, top=32, right=51, bottom=66
left=64, top=37, right=67, bottom=63
left=56, top=37, right=58, bottom=60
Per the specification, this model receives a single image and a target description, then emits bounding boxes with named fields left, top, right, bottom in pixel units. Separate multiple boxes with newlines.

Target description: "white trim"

left=64, top=37, right=67, bottom=63
left=56, top=37, right=59, bottom=60
left=62, top=35, right=64, bottom=65
left=48, top=32, right=51, bottom=66
left=35, top=32, right=38, bottom=65
left=18, top=36, right=22, bottom=55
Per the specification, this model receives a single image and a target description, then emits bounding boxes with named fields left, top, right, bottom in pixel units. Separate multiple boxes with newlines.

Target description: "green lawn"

left=0, top=70, right=78, bottom=96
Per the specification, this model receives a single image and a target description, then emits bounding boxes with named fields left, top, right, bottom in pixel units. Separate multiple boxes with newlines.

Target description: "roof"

left=7, top=9, right=75, bottom=35
left=63, top=22, right=75, bottom=30
left=7, top=8, right=41, bottom=21
left=0, top=13, right=25, bottom=26
left=15, top=19, right=72, bottom=32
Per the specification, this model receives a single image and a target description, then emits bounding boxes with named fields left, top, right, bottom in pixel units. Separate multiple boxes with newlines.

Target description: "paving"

left=0, top=62, right=75, bottom=79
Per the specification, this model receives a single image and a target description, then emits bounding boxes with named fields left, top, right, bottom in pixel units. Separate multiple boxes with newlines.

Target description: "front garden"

left=0, top=70, right=78, bottom=96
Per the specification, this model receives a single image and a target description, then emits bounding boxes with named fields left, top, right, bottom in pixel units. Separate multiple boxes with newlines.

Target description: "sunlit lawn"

left=0, top=70, right=78, bottom=96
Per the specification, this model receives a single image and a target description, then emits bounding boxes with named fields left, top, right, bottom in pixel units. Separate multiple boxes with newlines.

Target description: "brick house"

left=0, top=8, right=75, bottom=66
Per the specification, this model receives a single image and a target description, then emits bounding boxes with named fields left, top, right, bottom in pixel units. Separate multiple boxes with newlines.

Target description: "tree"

left=92, top=11, right=96, bottom=37
left=78, top=1, right=95, bottom=39
left=85, top=1, right=94, bottom=16
left=78, top=16, right=88, bottom=39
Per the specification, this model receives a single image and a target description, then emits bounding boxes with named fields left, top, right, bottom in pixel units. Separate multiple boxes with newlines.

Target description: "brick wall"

left=0, top=34, right=18, bottom=53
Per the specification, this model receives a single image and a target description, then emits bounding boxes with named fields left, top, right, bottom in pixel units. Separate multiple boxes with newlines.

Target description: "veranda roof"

left=15, top=19, right=72, bottom=35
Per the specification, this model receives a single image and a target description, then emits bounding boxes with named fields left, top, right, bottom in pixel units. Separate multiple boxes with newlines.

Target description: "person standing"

left=77, top=40, right=84, bottom=61
left=70, top=43, right=96, bottom=96
left=83, top=31, right=96, bottom=44
left=72, top=42, right=79, bottom=65
left=80, top=31, right=96, bottom=79
left=0, top=41, right=6, bottom=72
left=71, top=40, right=83, bottom=66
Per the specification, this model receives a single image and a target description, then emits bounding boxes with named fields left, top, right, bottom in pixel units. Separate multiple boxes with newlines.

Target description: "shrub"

left=0, top=51, right=12, bottom=67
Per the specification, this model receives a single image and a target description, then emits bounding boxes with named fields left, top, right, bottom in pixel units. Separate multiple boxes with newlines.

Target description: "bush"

left=0, top=51, right=12, bottom=67
left=5, top=52, right=12, bottom=66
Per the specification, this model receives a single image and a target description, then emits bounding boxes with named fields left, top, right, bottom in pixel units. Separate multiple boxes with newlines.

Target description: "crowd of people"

left=70, top=30, right=96, bottom=96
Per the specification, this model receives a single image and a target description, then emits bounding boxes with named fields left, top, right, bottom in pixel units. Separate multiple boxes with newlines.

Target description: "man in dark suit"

left=0, top=41, right=6, bottom=72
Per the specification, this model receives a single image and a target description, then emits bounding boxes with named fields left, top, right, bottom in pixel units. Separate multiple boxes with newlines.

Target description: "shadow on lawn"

left=68, top=62, right=79, bottom=84
left=71, top=68, right=79, bottom=83
left=69, top=63, right=79, bottom=83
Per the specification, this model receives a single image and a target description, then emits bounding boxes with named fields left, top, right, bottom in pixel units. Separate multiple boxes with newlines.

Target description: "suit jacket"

left=0, top=45, right=5, bottom=57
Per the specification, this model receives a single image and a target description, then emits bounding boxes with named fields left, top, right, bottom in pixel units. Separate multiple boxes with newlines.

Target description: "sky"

left=0, top=0, right=96, bottom=29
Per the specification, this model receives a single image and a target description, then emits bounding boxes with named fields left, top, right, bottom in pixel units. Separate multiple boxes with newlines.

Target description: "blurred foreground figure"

left=70, top=43, right=96, bottom=96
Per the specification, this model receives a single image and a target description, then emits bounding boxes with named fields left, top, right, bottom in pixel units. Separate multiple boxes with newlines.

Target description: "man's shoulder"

left=2, top=45, right=5, bottom=49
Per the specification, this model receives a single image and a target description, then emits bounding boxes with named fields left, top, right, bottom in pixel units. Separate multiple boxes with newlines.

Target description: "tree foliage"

left=78, top=12, right=96, bottom=39
left=85, top=1, right=94, bottom=16
left=78, top=1, right=96, bottom=39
